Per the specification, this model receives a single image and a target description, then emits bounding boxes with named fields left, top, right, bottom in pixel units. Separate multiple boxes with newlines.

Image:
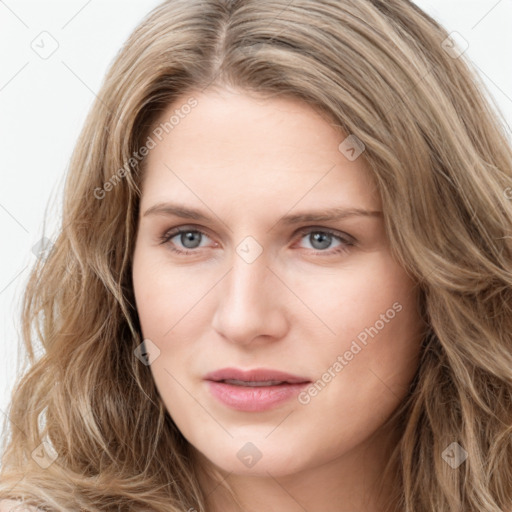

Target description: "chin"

left=197, top=439, right=310, bottom=478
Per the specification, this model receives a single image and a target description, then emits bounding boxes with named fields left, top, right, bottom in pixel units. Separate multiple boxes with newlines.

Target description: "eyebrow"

left=143, top=202, right=383, bottom=226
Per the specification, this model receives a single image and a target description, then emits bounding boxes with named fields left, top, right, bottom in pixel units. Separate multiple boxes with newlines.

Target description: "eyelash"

left=158, top=226, right=356, bottom=256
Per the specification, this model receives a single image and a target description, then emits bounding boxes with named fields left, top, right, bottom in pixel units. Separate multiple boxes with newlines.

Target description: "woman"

left=1, top=0, right=511, bottom=511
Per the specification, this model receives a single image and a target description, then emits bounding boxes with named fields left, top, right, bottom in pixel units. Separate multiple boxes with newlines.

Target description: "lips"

left=204, top=367, right=311, bottom=385
left=204, top=367, right=312, bottom=412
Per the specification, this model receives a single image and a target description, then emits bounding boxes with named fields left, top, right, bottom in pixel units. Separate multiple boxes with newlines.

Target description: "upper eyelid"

left=295, top=226, right=355, bottom=243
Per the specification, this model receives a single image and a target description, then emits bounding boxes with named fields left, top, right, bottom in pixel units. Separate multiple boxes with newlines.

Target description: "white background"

left=1, top=0, right=511, bottom=427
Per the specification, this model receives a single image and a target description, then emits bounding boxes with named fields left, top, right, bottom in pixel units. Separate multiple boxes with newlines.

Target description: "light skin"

left=131, top=86, right=425, bottom=512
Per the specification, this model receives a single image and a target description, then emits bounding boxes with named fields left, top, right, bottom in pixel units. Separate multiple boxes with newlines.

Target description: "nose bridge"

left=224, top=230, right=271, bottom=302
left=224, top=246, right=272, bottom=314
left=211, top=240, right=287, bottom=344
left=239, top=245, right=268, bottom=285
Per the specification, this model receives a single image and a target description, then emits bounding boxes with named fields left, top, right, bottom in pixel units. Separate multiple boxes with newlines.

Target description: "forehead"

left=140, top=88, right=381, bottom=214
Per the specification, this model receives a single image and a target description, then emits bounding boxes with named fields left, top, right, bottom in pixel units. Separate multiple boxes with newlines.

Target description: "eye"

left=295, top=227, right=355, bottom=255
left=159, top=227, right=213, bottom=255
left=159, top=226, right=356, bottom=256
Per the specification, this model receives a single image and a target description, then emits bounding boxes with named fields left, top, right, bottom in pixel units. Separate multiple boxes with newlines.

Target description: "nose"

left=211, top=250, right=289, bottom=346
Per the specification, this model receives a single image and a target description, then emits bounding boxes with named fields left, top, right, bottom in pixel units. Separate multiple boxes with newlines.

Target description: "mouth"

left=203, top=367, right=311, bottom=412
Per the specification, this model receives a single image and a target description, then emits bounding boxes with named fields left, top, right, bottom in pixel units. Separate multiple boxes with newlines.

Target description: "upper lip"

left=204, top=367, right=311, bottom=384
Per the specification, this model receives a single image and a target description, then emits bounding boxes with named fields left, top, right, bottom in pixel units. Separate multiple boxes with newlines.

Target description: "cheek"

left=132, top=249, right=206, bottom=428
left=293, top=259, right=422, bottom=457
left=132, top=246, right=211, bottom=340
left=131, top=247, right=219, bottom=408
left=299, top=252, right=422, bottom=392
left=297, top=251, right=421, bottom=343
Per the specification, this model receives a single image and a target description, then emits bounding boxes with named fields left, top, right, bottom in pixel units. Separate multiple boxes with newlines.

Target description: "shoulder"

left=0, top=500, right=40, bottom=511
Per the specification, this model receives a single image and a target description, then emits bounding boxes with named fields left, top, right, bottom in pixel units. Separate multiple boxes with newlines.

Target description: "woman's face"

left=132, top=87, right=424, bottom=479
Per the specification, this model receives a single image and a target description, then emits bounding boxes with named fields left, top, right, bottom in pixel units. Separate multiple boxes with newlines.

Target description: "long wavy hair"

left=1, top=0, right=512, bottom=510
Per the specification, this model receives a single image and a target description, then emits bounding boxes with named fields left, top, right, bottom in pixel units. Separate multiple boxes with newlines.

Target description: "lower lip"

left=205, top=380, right=310, bottom=412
